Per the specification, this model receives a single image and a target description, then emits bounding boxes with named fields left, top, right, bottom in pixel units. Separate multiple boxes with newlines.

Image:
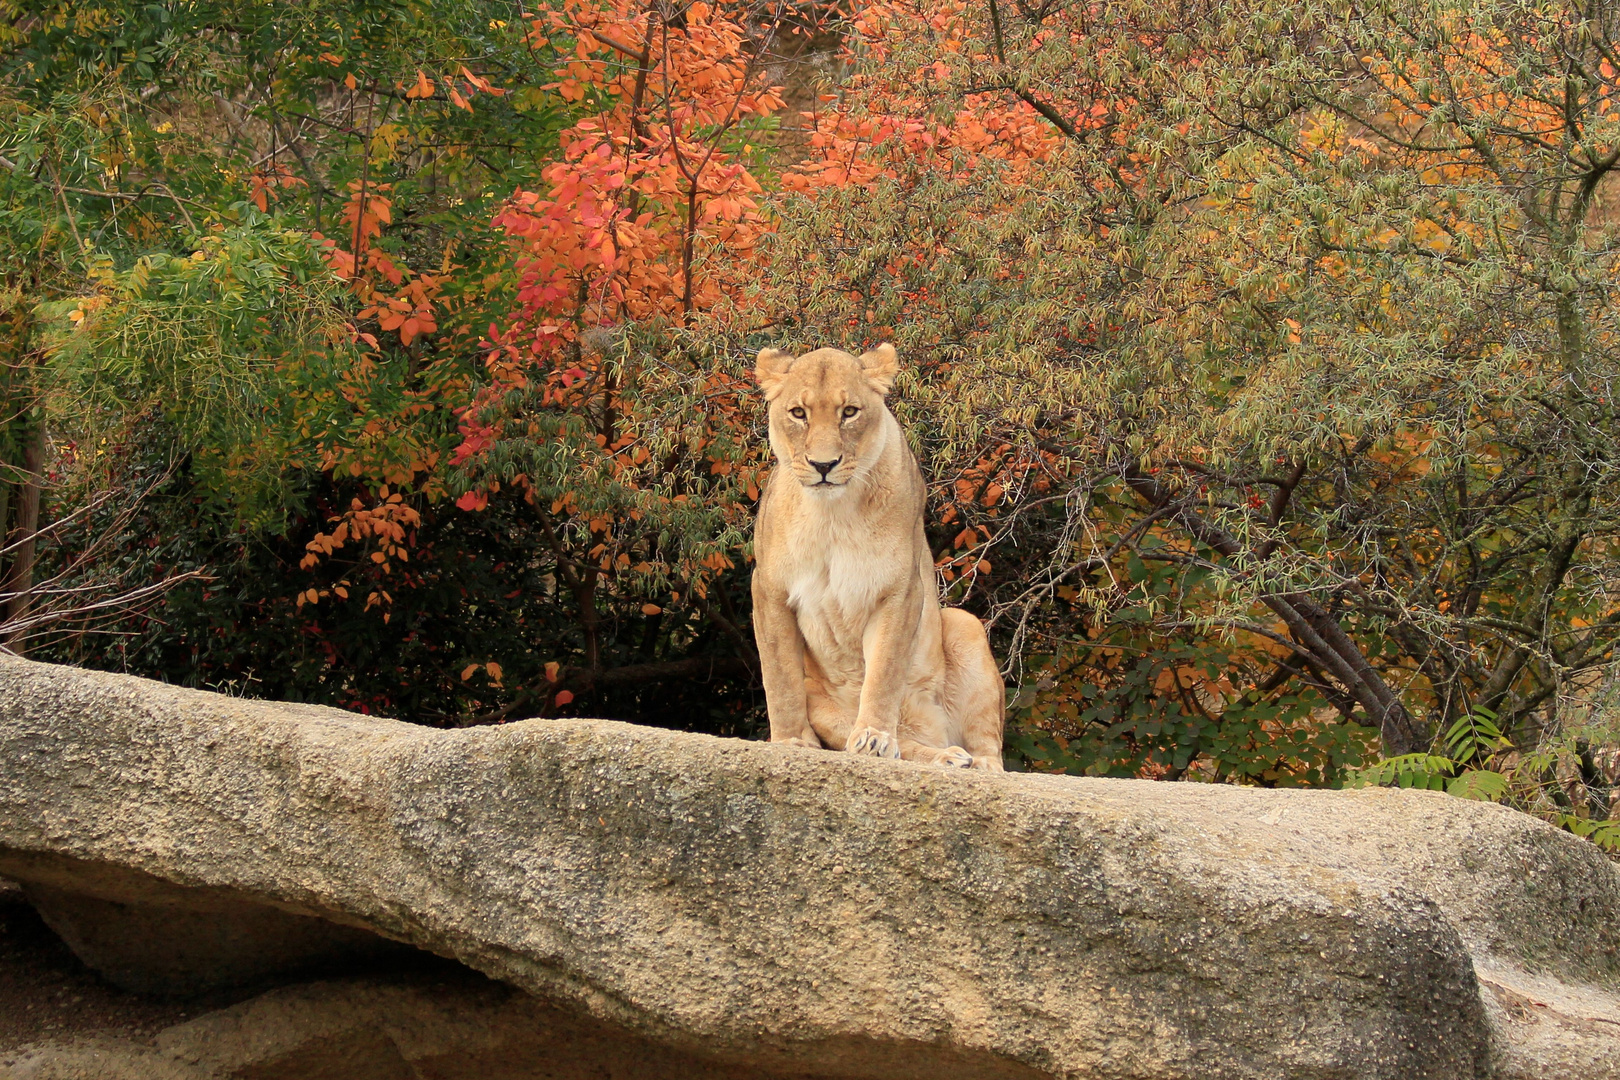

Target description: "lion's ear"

left=755, top=348, right=795, bottom=401
left=859, top=343, right=900, bottom=396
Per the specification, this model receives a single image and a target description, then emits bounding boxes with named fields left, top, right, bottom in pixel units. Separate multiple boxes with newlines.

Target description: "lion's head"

left=754, top=344, right=900, bottom=490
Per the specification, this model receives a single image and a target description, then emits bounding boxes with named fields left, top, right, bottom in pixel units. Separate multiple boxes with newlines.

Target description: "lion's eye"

left=842, top=406, right=859, bottom=419
left=789, top=407, right=806, bottom=420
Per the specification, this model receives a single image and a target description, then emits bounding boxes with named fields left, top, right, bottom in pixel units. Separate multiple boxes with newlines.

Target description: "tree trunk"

left=1, top=410, right=43, bottom=653
left=0, top=482, right=11, bottom=575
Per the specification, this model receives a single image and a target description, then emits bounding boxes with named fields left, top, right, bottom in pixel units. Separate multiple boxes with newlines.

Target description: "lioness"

left=751, top=344, right=1004, bottom=770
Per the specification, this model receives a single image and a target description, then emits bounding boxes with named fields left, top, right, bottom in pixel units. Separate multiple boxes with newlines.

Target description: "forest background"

left=4, top=0, right=1620, bottom=849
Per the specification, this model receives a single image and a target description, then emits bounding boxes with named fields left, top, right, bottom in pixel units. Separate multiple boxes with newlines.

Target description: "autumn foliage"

left=8, top=0, right=1620, bottom=843
left=273, top=0, right=814, bottom=721
left=742, top=0, right=1620, bottom=821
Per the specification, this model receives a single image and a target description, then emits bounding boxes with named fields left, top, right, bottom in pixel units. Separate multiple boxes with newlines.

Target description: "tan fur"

left=751, top=345, right=1005, bottom=770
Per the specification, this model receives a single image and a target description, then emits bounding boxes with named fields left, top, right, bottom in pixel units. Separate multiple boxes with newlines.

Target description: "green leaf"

left=1446, top=770, right=1507, bottom=802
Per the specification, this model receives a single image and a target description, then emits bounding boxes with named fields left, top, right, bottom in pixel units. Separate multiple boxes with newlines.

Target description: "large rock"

left=0, top=655, right=1616, bottom=1079
left=3, top=966, right=770, bottom=1080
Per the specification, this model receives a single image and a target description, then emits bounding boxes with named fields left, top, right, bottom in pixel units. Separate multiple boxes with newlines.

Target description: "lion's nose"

left=808, top=457, right=841, bottom=478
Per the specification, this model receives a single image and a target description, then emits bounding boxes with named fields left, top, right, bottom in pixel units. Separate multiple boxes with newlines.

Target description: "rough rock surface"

left=0, top=655, right=1617, bottom=1079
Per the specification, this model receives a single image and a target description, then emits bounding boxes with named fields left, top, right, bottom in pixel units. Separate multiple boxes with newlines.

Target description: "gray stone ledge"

left=0, top=655, right=1617, bottom=1079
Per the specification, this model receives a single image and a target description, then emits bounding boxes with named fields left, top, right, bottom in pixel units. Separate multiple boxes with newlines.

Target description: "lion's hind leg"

left=898, top=735, right=973, bottom=768
left=940, top=608, right=1005, bottom=771
left=896, top=688, right=972, bottom=768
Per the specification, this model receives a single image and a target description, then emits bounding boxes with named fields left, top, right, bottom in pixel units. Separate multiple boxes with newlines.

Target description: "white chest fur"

left=775, top=488, right=907, bottom=678
left=784, top=512, right=888, bottom=622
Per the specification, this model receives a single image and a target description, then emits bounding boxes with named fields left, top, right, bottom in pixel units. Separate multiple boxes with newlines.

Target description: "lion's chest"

left=786, top=547, right=883, bottom=624
left=782, top=526, right=895, bottom=672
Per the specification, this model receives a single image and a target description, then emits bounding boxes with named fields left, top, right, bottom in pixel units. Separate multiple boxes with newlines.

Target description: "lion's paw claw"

left=848, top=726, right=900, bottom=759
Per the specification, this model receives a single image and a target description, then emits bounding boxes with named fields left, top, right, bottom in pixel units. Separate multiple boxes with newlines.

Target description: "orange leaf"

left=406, top=69, right=435, bottom=99
left=459, top=65, right=494, bottom=92
left=641, top=603, right=662, bottom=615
left=544, top=661, right=561, bottom=683
left=461, top=663, right=480, bottom=681
left=554, top=690, right=575, bottom=706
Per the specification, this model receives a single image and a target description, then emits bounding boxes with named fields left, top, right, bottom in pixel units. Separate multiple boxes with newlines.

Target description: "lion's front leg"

left=752, top=578, right=818, bottom=748
left=847, top=725, right=901, bottom=759
left=846, top=586, right=918, bottom=761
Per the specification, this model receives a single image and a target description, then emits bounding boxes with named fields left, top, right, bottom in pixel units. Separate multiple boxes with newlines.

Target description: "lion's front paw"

left=847, top=726, right=901, bottom=760
left=782, top=736, right=820, bottom=750
left=936, top=746, right=974, bottom=768
left=970, top=754, right=1005, bottom=771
